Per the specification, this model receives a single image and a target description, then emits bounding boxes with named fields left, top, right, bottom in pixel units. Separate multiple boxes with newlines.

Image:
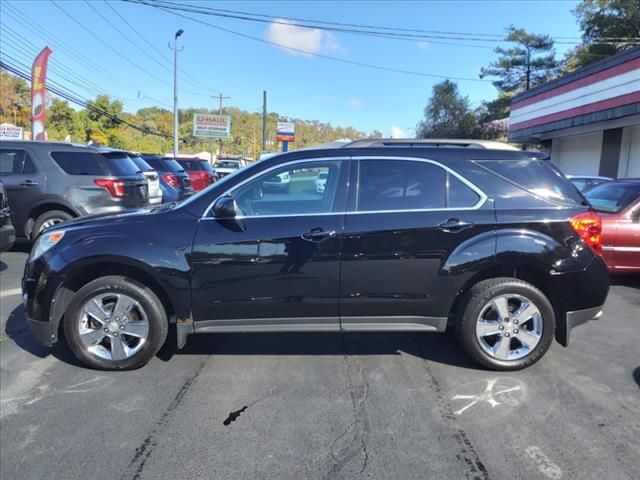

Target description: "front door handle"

left=438, top=218, right=474, bottom=232
left=301, top=228, right=337, bottom=242
left=20, top=180, right=39, bottom=187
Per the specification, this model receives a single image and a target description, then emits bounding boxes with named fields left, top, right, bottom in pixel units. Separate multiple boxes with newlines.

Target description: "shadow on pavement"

left=8, top=299, right=478, bottom=370
left=5, top=304, right=83, bottom=367
left=0, top=261, right=6, bottom=272
left=9, top=240, right=32, bottom=254
left=162, top=328, right=480, bottom=370
left=610, top=275, right=640, bottom=288
left=634, top=367, right=640, bottom=389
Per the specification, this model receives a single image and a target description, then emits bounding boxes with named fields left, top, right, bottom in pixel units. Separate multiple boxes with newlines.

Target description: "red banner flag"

left=31, top=46, right=52, bottom=141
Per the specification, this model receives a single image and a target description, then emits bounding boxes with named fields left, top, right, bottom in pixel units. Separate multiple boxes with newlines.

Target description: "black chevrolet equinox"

left=22, top=140, right=610, bottom=371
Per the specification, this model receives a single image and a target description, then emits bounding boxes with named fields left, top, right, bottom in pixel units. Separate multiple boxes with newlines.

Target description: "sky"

left=0, top=0, right=584, bottom=137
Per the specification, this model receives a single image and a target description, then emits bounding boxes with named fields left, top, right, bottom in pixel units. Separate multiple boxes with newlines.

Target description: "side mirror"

left=212, top=195, right=237, bottom=219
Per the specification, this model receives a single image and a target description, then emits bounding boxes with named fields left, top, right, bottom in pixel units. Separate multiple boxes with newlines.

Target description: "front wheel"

left=456, top=278, right=555, bottom=371
left=63, top=276, right=168, bottom=370
left=32, top=210, right=73, bottom=237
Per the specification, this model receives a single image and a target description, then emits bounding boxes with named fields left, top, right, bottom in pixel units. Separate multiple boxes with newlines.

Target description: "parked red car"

left=176, top=159, right=218, bottom=192
left=584, top=180, right=640, bottom=273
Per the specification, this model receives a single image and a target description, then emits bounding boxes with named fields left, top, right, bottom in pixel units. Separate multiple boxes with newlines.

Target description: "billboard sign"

left=193, top=113, right=231, bottom=139
left=0, top=123, right=24, bottom=140
left=276, top=121, right=295, bottom=142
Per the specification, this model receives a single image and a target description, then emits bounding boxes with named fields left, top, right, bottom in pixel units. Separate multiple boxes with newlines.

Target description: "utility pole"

left=211, top=93, right=230, bottom=161
left=262, top=90, right=267, bottom=153
left=170, top=29, right=184, bottom=158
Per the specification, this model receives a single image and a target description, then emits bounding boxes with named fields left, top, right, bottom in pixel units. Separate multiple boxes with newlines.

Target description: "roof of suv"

left=255, top=145, right=548, bottom=163
left=344, top=138, right=520, bottom=150
left=0, top=140, right=100, bottom=151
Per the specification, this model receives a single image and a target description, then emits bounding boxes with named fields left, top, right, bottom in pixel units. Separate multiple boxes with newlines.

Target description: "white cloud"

left=266, top=19, right=343, bottom=56
left=390, top=126, right=409, bottom=139
left=347, top=98, right=363, bottom=108
left=417, top=41, right=429, bottom=50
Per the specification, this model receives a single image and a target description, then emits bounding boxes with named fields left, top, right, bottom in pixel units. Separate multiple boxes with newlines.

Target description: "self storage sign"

left=193, top=114, right=231, bottom=139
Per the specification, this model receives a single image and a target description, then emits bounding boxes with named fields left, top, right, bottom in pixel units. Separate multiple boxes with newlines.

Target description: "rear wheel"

left=456, top=278, right=555, bottom=371
left=32, top=210, right=73, bottom=237
left=63, top=276, right=168, bottom=370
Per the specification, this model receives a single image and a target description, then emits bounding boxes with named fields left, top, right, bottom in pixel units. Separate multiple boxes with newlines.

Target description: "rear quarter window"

left=51, top=151, right=140, bottom=176
left=51, top=151, right=108, bottom=175
left=477, top=159, right=584, bottom=206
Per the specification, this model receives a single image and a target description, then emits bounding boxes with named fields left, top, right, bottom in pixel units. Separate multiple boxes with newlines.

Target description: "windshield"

left=215, top=161, right=241, bottom=169
left=584, top=182, right=640, bottom=213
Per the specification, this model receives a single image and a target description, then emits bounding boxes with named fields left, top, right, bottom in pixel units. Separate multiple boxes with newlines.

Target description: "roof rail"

left=344, top=138, right=519, bottom=151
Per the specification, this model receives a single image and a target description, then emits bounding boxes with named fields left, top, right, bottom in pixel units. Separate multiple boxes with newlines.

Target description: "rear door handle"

left=301, top=229, right=337, bottom=242
left=438, top=218, right=474, bottom=232
left=20, top=180, right=39, bottom=187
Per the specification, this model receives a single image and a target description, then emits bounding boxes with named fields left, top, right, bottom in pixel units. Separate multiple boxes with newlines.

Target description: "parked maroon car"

left=176, top=159, right=218, bottom=192
left=584, top=179, right=640, bottom=273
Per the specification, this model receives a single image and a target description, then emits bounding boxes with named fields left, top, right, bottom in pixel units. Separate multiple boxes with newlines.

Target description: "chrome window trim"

left=202, top=155, right=488, bottom=220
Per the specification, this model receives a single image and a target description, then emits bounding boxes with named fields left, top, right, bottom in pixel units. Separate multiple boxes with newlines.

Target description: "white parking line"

left=0, top=287, right=22, bottom=298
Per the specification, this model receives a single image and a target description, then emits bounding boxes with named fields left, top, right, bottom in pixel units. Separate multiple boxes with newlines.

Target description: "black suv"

left=0, top=141, right=149, bottom=239
left=22, top=140, right=609, bottom=370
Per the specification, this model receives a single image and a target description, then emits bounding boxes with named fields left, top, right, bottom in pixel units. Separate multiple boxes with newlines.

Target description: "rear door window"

left=0, top=149, right=37, bottom=175
left=357, top=159, right=481, bottom=211
left=477, top=159, right=584, bottom=206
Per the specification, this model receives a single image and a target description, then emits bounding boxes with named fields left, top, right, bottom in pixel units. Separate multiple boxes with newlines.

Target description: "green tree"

left=416, top=80, right=479, bottom=138
left=47, top=98, right=76, bottom=140
left=0, top=70, right=31, bottom=129
left=563, top=0, right=640, bottom=71
left=480, top=27, right=559, bottom=92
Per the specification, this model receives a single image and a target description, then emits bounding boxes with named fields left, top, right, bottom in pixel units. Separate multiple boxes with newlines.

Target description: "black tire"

left=455, top=277, right=555, bottom=371
left=63, top=275, right=168, bottom=370
left=32, top=210, right=73, bottom=237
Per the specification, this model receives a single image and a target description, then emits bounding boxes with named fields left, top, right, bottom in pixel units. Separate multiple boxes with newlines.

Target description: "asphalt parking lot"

left=1, top=245, right=639, bottom=480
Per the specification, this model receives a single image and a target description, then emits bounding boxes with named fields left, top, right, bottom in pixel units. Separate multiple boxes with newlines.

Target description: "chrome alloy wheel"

left=78, top=293, right=150, bottom=361
left=475, top=294, right=543, bottom=361
left=39, top=218, right=65, bottom=232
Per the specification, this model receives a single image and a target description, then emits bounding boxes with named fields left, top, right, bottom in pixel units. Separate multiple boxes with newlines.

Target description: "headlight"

left=30, top=230, right=65, bottom=261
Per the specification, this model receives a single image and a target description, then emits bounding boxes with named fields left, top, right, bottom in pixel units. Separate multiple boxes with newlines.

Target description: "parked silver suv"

left=0, top=141, right=149, bottom=239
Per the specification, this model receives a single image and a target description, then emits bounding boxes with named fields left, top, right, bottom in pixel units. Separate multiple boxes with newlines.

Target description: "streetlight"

left=170, top=29, right=184, bottom=158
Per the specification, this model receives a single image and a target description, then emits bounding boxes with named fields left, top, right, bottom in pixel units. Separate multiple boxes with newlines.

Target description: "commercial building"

left=509, top=46, right=640, bottom=178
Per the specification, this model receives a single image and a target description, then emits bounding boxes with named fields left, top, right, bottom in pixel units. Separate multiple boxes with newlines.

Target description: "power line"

left=104, top=0, right=223, bottom=93
left=83, top=0, right=213, bottom=96
left=50, top=0, right=176, bottom=89
left=134, top=2, right=491, bottom=83
left=3, top=2, right=173, bottom=109
left=125, top=0, right=640, bottom=46
left=0, top=24, right=129, bottom=102
left=0, top=57, right=173, bottom=139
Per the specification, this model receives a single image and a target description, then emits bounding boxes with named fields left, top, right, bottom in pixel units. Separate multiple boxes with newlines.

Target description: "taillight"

left=162, top=173, right=179, bottom=187
left=94, top=179, right=125, bottom=197
left=570, top=211, right=602, bottom=255
left=198, top=171, right=215, bottom=186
